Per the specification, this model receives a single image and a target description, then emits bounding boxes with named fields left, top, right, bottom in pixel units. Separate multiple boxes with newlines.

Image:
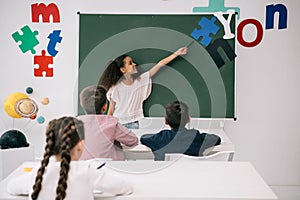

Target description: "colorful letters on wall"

left=10, top=1, right=288, bottom=77
left=11, top=3, right=62, bottom=77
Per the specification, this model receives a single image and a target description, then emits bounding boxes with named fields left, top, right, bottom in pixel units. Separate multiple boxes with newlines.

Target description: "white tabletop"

left=0, top=161, right=277, bottom=200
left=98, top=160, right=277, bottom=200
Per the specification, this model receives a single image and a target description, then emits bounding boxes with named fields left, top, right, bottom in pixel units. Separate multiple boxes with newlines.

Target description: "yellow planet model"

left=4, top=92, right=38, bottom=118
left=4, top=92, right=29, bottom=118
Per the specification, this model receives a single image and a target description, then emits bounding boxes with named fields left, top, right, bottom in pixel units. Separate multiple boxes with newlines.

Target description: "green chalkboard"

left=78, top=14, right=236, bottom=118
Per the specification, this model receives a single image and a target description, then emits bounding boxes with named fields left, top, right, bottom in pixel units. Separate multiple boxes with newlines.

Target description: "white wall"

left=0, top=0, right=299, bottom=187
left=224, top=0, right=300, bottom=186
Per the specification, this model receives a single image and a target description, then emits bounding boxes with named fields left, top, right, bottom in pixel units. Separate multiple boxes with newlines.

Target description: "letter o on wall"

left=237, top=18, right=263, bottom=47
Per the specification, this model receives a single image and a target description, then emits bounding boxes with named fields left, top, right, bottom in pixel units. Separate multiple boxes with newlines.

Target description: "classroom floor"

left=270, top=186, right=300, bottom=200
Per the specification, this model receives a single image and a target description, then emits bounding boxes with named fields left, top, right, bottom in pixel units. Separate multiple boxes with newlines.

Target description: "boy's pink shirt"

left=77, top=115, right=138, bottom=160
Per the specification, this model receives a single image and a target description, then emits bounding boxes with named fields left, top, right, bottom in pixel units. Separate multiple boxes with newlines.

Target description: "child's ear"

left=101, top=103, right=107, bottom=114
left=120, top=67, right=126, bottom=74
left=76, top=140, right=84, bottom=152
left=164, top=118, right=169, bottom=125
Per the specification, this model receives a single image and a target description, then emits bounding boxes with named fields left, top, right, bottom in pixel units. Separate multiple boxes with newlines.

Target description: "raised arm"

left=148, top=47, right=188, bottom=78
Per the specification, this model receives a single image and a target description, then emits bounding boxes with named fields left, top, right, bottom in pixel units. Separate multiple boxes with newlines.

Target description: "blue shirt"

left=140, top=128, right=221, bottom=160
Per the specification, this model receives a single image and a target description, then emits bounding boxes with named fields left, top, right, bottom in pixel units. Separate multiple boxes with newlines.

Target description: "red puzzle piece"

left=34, top=50, right=53, bottom=77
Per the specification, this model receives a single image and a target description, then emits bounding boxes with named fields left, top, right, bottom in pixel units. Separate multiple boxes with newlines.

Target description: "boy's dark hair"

left=80, top=85, right=107, bottom=114
left=165, top=100, right=189, bottom=129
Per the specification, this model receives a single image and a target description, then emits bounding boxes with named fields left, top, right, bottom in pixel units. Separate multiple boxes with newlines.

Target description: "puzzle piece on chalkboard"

left=192, top=0, right=240, bottom=19
left=12, top=25, right=39, bottom=54
left=191, top=16, right=220, bottom=47
left=34, top=50, right=53, bottom=77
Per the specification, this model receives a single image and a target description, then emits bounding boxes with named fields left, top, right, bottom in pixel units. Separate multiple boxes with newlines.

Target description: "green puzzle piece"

left=193, top=0, right=240, bottom=19
left=12, top=25, right=39, bottom=54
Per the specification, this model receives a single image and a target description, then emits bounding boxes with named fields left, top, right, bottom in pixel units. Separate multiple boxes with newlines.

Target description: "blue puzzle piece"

left=191, top=16, right=220, bottom=47
left=12, top=25, right=39, bottom=54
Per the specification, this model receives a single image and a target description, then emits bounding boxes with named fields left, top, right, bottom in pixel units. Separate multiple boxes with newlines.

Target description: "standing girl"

left=7, top=116, right=132, bottom=200
left=99, top=46, right=188, bottom=129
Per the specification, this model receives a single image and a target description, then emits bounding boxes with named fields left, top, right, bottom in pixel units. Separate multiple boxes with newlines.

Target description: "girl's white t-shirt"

left=107, top=72, right=152, bottom=124
left=7, top=160, right=132, bottom=200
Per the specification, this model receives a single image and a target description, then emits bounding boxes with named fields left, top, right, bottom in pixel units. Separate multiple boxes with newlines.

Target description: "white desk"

left=123, top=129, right=234, bottom=160
left=0, top=161, right=277, bottom=200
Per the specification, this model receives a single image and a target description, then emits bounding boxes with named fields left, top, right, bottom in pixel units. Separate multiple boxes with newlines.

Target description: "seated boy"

left=140, top=100, right=221, bottom=160
left=78, top=85, right=138, bottom=160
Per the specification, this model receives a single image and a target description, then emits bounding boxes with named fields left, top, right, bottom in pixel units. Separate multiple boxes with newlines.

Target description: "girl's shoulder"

left=139, top=71, right=150, bottom=78
left=134, top=71, right=150, bottom=84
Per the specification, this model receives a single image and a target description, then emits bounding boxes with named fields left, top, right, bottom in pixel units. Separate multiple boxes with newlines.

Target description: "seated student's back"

left=140, top=101, right=221, bottom=160
left=78, top=85, right=138, bottom=161
left=77, top=114, right=138, bottom=160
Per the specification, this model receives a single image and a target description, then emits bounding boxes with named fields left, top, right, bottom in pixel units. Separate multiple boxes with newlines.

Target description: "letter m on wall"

left=31, top=3, right=60, bottom=23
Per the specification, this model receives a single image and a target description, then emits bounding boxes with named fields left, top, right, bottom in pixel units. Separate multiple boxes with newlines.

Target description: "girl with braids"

left=99, top=46, right=188, bottom=129
left=7, top=116, right=133, bottom=200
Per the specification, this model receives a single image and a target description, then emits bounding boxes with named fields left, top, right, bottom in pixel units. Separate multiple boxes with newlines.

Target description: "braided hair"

left=31, top=117, right=84, bottom=200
